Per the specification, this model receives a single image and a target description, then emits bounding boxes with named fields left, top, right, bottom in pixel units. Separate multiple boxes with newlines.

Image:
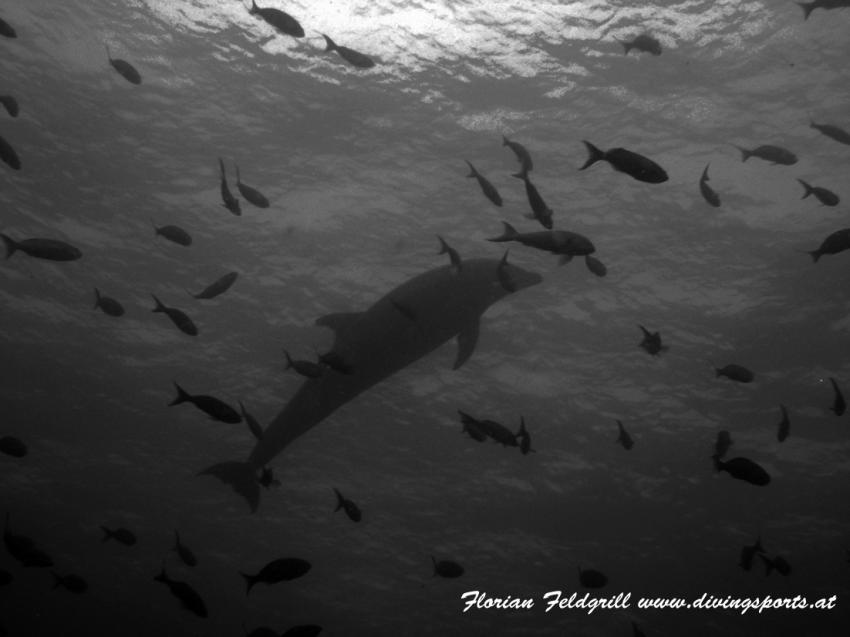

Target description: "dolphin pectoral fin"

left=453, top=319, right=481, bottom=370
left=199, top=461, right=260, bottom=513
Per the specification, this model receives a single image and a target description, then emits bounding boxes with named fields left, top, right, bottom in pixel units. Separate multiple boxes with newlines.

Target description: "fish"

left=105, top=45, right=141, bottom=85
left=151, top=295, right=198, bottom=336
left=733, top=144, right=797, bottom=165
left=798, top=0, right=850, bottom=20
left=0, top=134, right=20, bottom=170
left=0, top=436, right=26, bottom=458
left=584, top=255, right=607, bottom=277
left=101, top=526, right=136, bottom=546
left=4, top=514, right=53, bottom=568
left=322, top=34, right=375, bottom=69
left=189, top=271, right=239, bottom=300
left=760, top=554, right=792, bottom=576
left=318, top=350, right=353, bottom=375
left=805, top=228, right=850, bottom=263
left=51, top=572, right=87, bottom=593
left=578, top=567, right=608, bottom=588
left=810, top=120, right=850, bottom=145
left=488, top=221, right=594, bottom=265
left=202, top=257, right=542, bottom=511
left=512, top=171, right=553, bottom=229
left=0, top=16, right=16, bottom=38
left=777, top=404, right=790, bottom=442
left=432, top=557, right=464, bottom=578
left=235, top=163, right=269, bottom=208
left=637, top=325, right=665, bottom=356
left=615, top=419, right=634, bottom=450
left=332, top=488, right=362, bottom=522
left=458, top=411, right=517, bottom=447
left=282, top=626, right=323, bottom=637
left=240, top=401, right=265, bottom=440
left=713, top=455, right=771, bottom=486
left=829, top=377, right=846, bottom=416
left=284, top=350, right=324, bottom=379
left=218, top=158, right=241, bottom=216
left=580, top=141, right=668, bottom=183
left=618, top=33, right=662, bottom=56
left=516, top=416, right=533, bottom=455
left=714, top=430, right=732, bottom=459
left=502, top=135, right=533, bottom=174
left=152, top=222, right=192, bottom=246
left=248, top=0, right=304, bottom=38
left=94, top=288, right=125, bottom=317
left=436, top=235, right=462, bottom=273
left=169, top=382, right=241, bottom=424
left=0, top=95, right=18, bottom=117
left=1, top=235, right=81, bottom=261
left=173, top=531, right=197, bottom=567
left=465, top=160, right=502, bottom=206
left=241, top=558, right=311, bottom=594
left=739, top=536, right=765, bottom=571
left=715, top=364, right=754, bottom=383
left=154, top=566, right=207, bottom=617
left=699, top=163, right=721, bottom=207
left=797, top=178, right=839, bottom=206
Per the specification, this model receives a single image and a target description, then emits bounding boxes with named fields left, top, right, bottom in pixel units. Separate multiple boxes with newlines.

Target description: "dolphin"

left=201, top=257, right=542, bottom=511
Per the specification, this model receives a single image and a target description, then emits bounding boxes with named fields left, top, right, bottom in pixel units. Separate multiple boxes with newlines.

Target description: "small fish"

left=318, top=350, right=353, bottom=375
left=431, top=556, right=464, bottom=578
left=502, top=135, right=533, bottom=175
left=580, top=141, right=668, bottom=183
left=0, top=436, right=27, bottom=458
left=151, top=295, right=198, bottom=336
left=699, top=163, right=721, bottom=207
left=458, top=411, right=517, bottom=447
left=0, top=95, right=18, bottom=117
left=4, top=514, right=53, bottom=568
left=322, top=33, right=375, bottom=69
left=94, top=288, right=125, bottom=317
left=52, top=572, right=87, bottom=593
left=105, top=45, right=141, bottom=85
left=465, top=160, right=502, bottom=206
left=154, top=566, right=207, bottom=617
left=760, top=554, right=792, bottom=576
left=282, top=626, right=323, bottom=637
left=615, top=419, right=634, bottom=450
left=257, top=466, right=281, bottom=489
left=637, top=325, right=665, bottom=356
left=516, top=416, right=533, bottom=455
left=777, top=404, right=790, bottom=442
left=0, top=16, right=16, bottom=38
left=714, top=430, right=733, bottom=459
left=829, top=377, right=846, bottom=416
left=284, top=350, right=324, bottom=379
left=235, top=163, right=269, bottom=208
left=512, top=171, right=553, bottom=229
left=332, top=488, right=362, bottom=522
left=798, top=0, right=850, bottom=21
left=578, top=566, right=608, bottom=588
left=248, top=0, right=304, bottom=38
left=173, top=531, right=197, bottom=567
left=0, top=134, right=20, bottom=170
left=239, top=401, right=264, bottom=440
left=739, top=536, right=765, bottom=571
left=152, top=221, right=192, bottom=246
left=618, top=33, right=662, bottom=56
left=810, top=120, right=850, bottom=145
left=1, top=234, right=81, bottom=260
left=713, top=455, right=771, bottom=486
left=734, top=144, right=797, bottom=165
left=497, top=250, right=517, bottom=293
left=805, top=228, right=850, bottom=263
left=101, top=526, right=136, bottom=546
left=189, top=271, right=239, bottom=300
left=488, top=221, right=594, bottom=263
left=436, top=235, right=462, bottom=273
left=584, top=255, right=607, bottom=277
left=241, top=558, right=311, bottom=595
left=218, top=158, right=241, bottom=216
left=715, top=364, right=754, bottom=383
left=169, top=382, right=241, bottom=424
left=797, top=178, right=839, bottom=206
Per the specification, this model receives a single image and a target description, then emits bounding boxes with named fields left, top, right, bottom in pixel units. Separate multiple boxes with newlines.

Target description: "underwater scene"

left=2, top=1, right=850, bottom=635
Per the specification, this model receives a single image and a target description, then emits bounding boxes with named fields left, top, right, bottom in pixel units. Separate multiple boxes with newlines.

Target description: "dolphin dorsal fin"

left=453, top=318, right=480, bottom=370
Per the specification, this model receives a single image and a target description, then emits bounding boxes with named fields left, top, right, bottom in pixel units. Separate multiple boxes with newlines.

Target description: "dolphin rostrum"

left=201, top=257, right=542, bottom=511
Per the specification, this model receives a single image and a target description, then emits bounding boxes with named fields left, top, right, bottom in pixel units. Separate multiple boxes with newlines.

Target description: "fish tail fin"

left=511, top=166, right=528, bottom=179
left=617, top=39, right=631, bottom=55
left=333, top=487, right=344, bottom=511
left=100, top=526, right=113, bottom=542
left=283, top=350, right=293, bottom=369
left=234, top=162, right=240, bottom=184
left=0, top=233, right=17, bottom=259
left=94, top=287, right=101, bottom=309
left=797, top=2, right=815, bottom=20
left=218, top=157, right=225, bottom=177
left=153, top=563, right=167, bottom=583
left=240, top=572, right=257, bottom=595
left=760, top=554, right=775, bottom=576
left=248, top=0, right=259, bottom=15
left=501, top=135, right=509, bottom=147
left=198, top=461, right=260, bottom=513
left=711, top=454, right=722, bottom=472
left=701, top=163, right=710, bottom=181
left=150, top=294, right=166, bottom=312
left=464, top=160, right=476, bottom=178
left=431, top=555, right=438, bottom=576
left=436, top=235, right=449, bottom=255
left=807, top=249, right=821, bottom=263
left=580, top=141, right=605, bottom=170
left=169, top=381, right=191, bottom=406
left=104, top=44, right=111, bottom=60
left=734, top=145, right=751, bottom=162
left=457, top=410, right=476, bottom=426
left=487, top=221, right=519, bottom=242
left=322, top=34, right=336, bottom=52
left=797, top=178, right=813, bottom=198
left=51, top=571, right=62, bottom=589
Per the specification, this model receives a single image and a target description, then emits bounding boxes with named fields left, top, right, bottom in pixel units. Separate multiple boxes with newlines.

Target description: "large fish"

left=618, top=34, right=661, bottom=56
left=189, top=271, right=239, bottom=300
left=797, top=179, right=839, bottom=206
left=248, top=1, right=304, bottom=38
left=201, top=258, right=542, bottom=511
left=580, top=141, right=668, bottom=183
left=0, top=16, right=17, bottom=38
left=235, top=164, right=269, bottom=209
left=733, top=144, right=797, bottom=165
left=322, top=34, right=375, bottom=69
left=465, top=160, right=502, bottom=207
left=1, top=234, right=81, bottom=260
left=219, top=158, right=241, bottom=215
left=105, top=45, right=141, bottom=85
left=699, top=164, right=720, bottom=207
left=810, top=120, right=850, bottom=145
left=512, top=172, right=553, bottom=229
left=487, top=221, right=594, bottom=265
left=502, top=136, right=533, bottom=175
left=0, top=134, right=21, bottom=170
left=0, top=95, right=18, bottom=117
left=805, top=228, right=850, bottom=262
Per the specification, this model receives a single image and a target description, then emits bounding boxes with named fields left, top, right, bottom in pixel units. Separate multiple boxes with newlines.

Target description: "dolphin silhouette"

left=201, top=256, right=542, bottom=511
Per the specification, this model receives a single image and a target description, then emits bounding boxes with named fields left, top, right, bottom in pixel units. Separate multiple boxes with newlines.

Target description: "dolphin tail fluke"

left=199, top=461, right=260, bottom=513
left=579, top=140, right=605, bottom=170
left=0, top=233, right=17, bottom=259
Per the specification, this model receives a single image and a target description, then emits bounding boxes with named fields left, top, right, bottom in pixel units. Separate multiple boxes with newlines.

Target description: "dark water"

left=2, top=1, right=850, bottom=635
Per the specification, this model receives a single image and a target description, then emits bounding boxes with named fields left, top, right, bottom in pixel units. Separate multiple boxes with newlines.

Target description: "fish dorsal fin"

left=453, top=318, right=480, bottom=370
left=316, top=311, right=363, bottom=345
